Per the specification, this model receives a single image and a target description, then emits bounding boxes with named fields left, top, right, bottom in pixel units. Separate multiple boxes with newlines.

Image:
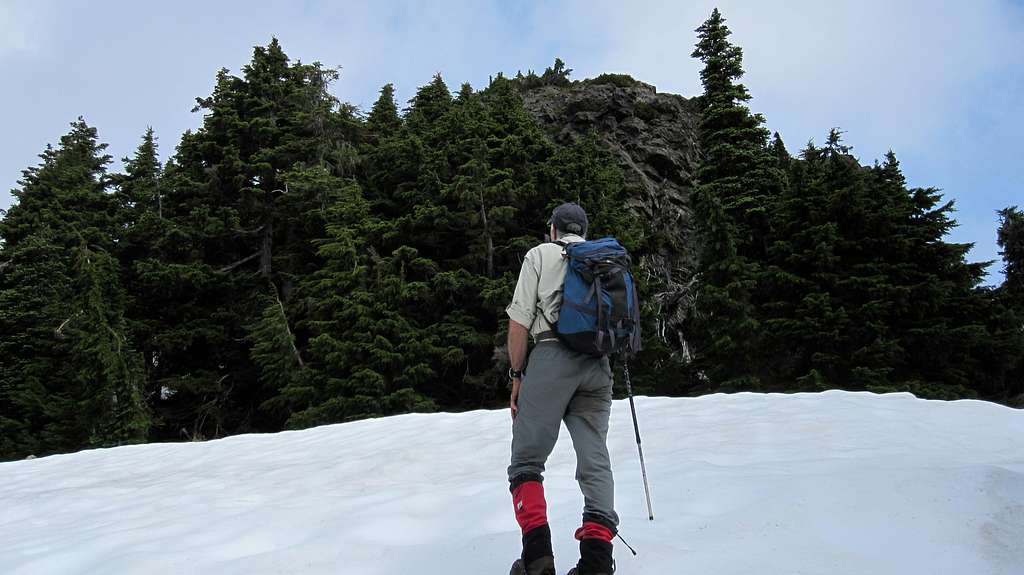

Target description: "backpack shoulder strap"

left=549, top=239, right=570, bottom=261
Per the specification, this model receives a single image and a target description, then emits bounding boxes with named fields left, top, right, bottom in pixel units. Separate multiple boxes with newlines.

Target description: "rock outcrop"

left=521, top=77, right=700, bottom=357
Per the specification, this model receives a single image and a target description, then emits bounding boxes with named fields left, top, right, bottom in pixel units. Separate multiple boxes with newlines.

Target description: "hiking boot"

left=567, top=539, right=614, bottom=575
left=510, top=555, right=555, bottom=575
left=511, top=523, right=554, bottom=575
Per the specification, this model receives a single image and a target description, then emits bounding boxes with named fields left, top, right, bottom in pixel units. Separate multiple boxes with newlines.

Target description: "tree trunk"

left=260, top=221, right=273, bottom=278
left=479, top=190, right=493, bottom=277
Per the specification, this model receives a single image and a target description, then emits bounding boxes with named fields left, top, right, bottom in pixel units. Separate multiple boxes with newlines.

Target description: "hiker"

left=505, top=202, right=619, bottom=575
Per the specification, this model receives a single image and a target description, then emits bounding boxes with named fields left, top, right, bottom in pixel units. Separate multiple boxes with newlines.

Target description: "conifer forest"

left=2, top=10, right=1022, bottom=460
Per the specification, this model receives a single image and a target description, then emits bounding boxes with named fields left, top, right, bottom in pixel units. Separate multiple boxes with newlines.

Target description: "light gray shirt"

left=506, top=234, right=585, bottom=339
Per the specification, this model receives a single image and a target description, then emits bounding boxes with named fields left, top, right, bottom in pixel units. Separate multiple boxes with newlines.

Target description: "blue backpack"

left=555, top=237, right=642, bottom=358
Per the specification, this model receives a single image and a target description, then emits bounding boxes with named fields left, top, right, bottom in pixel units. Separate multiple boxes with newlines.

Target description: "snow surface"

left=2, top=390, right=1023, bottom=575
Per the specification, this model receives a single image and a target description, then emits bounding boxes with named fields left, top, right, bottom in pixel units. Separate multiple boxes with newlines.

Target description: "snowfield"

left=2, top=390, right=1023, bottom=575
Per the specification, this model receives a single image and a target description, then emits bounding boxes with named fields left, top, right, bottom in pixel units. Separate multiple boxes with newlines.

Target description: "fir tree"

left=771, top=132, right=791, bottom=168
left=0, top=119, right=148, bottom=458
left=691, top=8, right=782, bottom=254
left=115, top=128, right=162, bottom=222
left=998, top=206, right=1024, bottom=303
left=996, top=206, right=1024, bottom=404
left=766, top=131, right=1015, bottom=399
left=113, top=129, right=170, bottom=400
left=0, top=118, right=115, bottom=249
left=6, top=30, right=1022, bottom=461
left=139, top=39, right=359, bottom=440
left=67, top=241, right=150, bottom=447
left=366, top=83, right=402, bottom=137
left=405, top=74, right=452, bottom=133
left=286, top=183, right=438, bottom=426
left=0, top=233, right=76, bottom=458
left=687, top=8, right=782, bottom=390
left=246, top=281, right=308, bottom=423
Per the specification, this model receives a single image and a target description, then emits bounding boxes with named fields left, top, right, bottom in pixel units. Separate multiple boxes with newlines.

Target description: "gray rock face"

left=521, top=79, right=700, bottom=357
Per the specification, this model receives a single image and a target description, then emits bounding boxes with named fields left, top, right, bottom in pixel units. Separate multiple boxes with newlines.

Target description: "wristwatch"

left=508, top=367, right=524, bottom=380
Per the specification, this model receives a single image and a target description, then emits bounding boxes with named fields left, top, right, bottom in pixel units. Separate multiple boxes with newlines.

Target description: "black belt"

left=534, top=330, right=559, bottom=344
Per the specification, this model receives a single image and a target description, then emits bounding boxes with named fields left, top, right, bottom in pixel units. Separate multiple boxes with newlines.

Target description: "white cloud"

left=1, top=0, right=1020, bottom=283
left=264, top=1, right=549, bottom=111
left=0, top=0, right=53, bottom=61
left=566, top=0, right=1022, bottom=282
left=589, top=0, right=1024, bottom=160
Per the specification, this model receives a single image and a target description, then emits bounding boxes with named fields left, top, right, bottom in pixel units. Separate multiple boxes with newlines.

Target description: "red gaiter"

left=511, top=480, right=548, bottom=534
left=574, top=521, right=614, bottom=543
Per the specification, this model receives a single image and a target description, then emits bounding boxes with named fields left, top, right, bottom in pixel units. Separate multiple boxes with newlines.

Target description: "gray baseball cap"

left=547, top=202, right=589, bottom=236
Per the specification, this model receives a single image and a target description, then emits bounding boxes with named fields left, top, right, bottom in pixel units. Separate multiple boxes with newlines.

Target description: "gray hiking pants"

left=508, top=341, right=620, bottom=528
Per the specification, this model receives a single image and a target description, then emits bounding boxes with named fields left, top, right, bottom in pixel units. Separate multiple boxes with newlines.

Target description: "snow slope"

left=2, top=390, right=1023, bottom=575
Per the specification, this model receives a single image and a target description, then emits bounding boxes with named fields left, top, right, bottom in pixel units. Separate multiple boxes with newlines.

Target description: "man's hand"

left=507, top=319, right=529, bottom=420
left=510, top=377, right=522, bottom=419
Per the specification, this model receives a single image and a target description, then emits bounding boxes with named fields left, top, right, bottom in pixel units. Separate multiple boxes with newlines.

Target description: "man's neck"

left=552, top=233, right=584, bottom=244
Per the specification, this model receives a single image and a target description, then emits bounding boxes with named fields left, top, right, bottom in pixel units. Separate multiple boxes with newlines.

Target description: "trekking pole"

left=622, top=360, right=654, bottom=521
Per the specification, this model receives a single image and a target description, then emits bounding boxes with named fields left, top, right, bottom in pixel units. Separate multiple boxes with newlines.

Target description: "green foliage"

left=113, top=127, right=162, bottom=223
left=0, top=118, right=115, bottom=250
left=587, top=74, right=640, bottom=88
left=287, top=188, right=441, bottom=426
left=998, top=206, right=1024, bottom=303
left=633, top=101, right=660, bottom=123
left=684, top=9, right=1019, bottom=402
left=513, top=58, right=573, bottom=91
left=687, top=8, right=783, bottom=390
left=2, top=31, right=1021, bottom=460
left=366, top=83, right=402, bottom=138
left=0, top=119, right=147, bottom=459
left=760, top=132, right=1020, bottom=399
left=132, top=38, right=364, bottom=441
left=995, top=206, right=1024, bottom=403
left=405, top=74, right=453, bottom=133
left=247, top=282, right=307, bottom=420
left=68, top=242, right=150, bottom=447
left=0, top=233, right=78, bottom=458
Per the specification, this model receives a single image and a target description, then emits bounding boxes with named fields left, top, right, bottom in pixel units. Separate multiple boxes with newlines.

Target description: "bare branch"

left=232, top=225, right=266, bottom=237
left=270, top=281, right=305, bottom=369
left=218, top=251, right=261, bottom=273
left=55, top=310, right=84, bottom=337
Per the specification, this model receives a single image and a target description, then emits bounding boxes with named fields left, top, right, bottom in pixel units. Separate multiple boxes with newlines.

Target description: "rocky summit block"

left=521, top=78, right=701, bottom=351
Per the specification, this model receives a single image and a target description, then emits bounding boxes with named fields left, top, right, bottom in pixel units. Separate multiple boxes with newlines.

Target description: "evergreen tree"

left=112, top=130, right=171, bottom=409
left=283, top=181, right=438, bottom=426
left=246, top=281, right=310, bottom=422
left=67, top=241, right=150, bottom=447
left=766, top=131, right=1016, bottom=399
left=6, top=32, right=1022, bottom=461
left=995, top=206, right=1024, bottom=404
left=0, top=119, right=116, bottom=249
left=687, top=8, right=783, bottom=390
left=771, top=132, right=791, bottom=169
left=0, top=119, right=148, bottom=459
left=997, top=206, right=1024, bottom=304
left=366, top=83, right=402, bottom=137
left=0, top=233, right=76, bottom=458
left=691, top=8, right=782, bottom=254
left=405, top=74, right=453, bottom=133
left=114, top=128, right=162, bottom=222
left=139, top=39, right=360, bottom=440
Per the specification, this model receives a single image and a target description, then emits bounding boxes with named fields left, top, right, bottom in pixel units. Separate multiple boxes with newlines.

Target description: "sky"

left=1, top=0, right=1021, bottom=285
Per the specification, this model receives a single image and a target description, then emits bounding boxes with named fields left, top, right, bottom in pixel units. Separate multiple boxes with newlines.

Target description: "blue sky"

left=2, top=0, right=1021, bottom=285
